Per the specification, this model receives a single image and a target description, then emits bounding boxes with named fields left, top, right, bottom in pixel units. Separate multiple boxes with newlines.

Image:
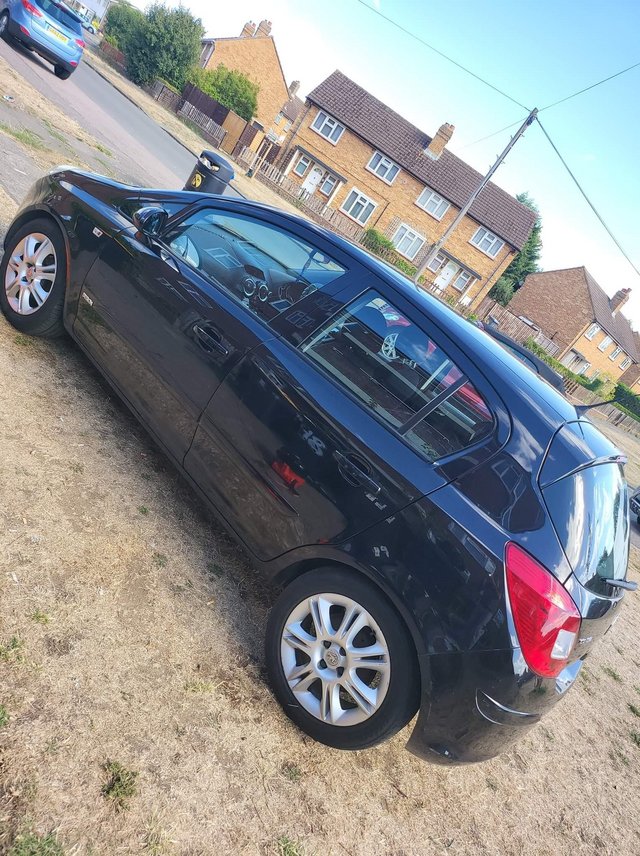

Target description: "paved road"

left=0, top=37, right=196, bottom=190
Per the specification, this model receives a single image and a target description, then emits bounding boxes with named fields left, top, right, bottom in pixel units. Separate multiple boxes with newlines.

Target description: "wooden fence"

left=177, top=103, right=227, bottom=149
left=475, top=300, right=561, bottom=357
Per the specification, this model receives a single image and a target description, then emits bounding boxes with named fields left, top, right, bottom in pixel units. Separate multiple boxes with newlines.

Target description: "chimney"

left=240, top=21, right=256, bottom=37
left=255, top=19, right=272, bottom=37
left=425, top=122, right=455, bottom=160
left=288, top=80, right=300, bottom=97
left=610, top=287, right=632, bottom=316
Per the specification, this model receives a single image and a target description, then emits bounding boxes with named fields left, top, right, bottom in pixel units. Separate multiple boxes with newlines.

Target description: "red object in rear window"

left=75, top=38, right=85, bottom=48
left=505, top=543, right=581, bottom=678
left=22, top=0, right=42, bottom=15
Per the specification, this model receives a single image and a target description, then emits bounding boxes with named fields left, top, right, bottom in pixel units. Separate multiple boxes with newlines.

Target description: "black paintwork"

left=4, top=168, right=631, bottom=765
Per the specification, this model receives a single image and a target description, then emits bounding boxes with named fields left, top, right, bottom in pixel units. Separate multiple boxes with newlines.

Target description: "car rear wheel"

left=54, top=66, right=72, bottom=80
left=266, top=568, right=419, bottom=750
left=0, top=218, right=67, bottom=338
left=0, top=11, right=10, bottom=39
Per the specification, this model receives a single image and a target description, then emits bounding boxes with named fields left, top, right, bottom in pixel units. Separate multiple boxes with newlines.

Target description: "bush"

left=104, top=3, right=144, bottom=56
left=187, top=66, right=259, bottom=122
left=524, top=338, right=597, bottom=389
left=488, top=277, right=514, bottom=306
left=614, top=383, right=640, bottom=418
left=125, top=4, right=204, bottom=89
left=360, top=229, right=417, bottom=278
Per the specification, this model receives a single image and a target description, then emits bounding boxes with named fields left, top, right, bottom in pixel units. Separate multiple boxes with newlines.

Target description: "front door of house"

left=434, top=260, right=458, bottom=289
left=302, top=165, right=324, bottom=194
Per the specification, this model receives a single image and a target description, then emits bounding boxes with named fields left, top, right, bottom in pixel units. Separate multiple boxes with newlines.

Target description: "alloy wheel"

left=0, top=13, right=8, bottom=35
left=280, top=592, right=391, bottom=726
left=4, top=232, right=58, bottom=315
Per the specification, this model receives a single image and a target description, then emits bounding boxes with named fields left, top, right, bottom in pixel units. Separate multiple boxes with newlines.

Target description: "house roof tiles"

left=307, top=70, right=537, bottom=250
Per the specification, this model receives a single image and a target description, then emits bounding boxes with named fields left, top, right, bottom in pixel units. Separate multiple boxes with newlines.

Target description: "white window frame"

left=620, top=357, right=632, bottom=370
left=609, top=347, right=622, bottom=362
left=470, top=227, right=505, bottom=258
left=340, top=187, right=377, bottom=226
left=392, top=223, right=425, bottom=261
left=366, top=151, right=400, bottom=185
left=293, top=154, right=311, bottom=177
left=598, top=335, right=613, bottom=352
left=284, top=120, right=292, bottom=132
left=319, top=173, right=338, bottom=197
left=311, top=110, right=345, bottom=145
left=452, top=269, right=474, bottom=292
left=585, top=323, right=600, bottom=340
left=590, top=369, right=601, bottom=381
left=427, top=252, right=447, bottom=273
left=416, top=187, right=450, bottom=221
left=275, top=112, right=283, bottom=124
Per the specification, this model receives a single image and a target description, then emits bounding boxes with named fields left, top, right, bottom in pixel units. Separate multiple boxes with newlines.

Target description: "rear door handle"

left=192, top=323, right=229, bottom=357
left=334, top=451, right=381, bottom=496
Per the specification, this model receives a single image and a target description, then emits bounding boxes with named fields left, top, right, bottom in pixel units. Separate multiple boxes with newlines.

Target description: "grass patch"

left=281, top=763, right=302, bottom=783
left=631, top=732, right=640, bottom=749
left=69, top=462, right=84, bottom=474
left=277, top=837, right=304, bottom=856
left=30, top=610, right=50, bottom=625
left=183, top=679, right=213, bottom=693
left=14, top=334, right=34, bottom=347
left=602, top=666, right=622, bottom=683
left=610, top=748, right=630, bottom=767
left=206, top=561, right=224, bottom=578
left=0, top=704, right=9, bottom=728
left=152, top=552, right=167, bottom=568
left=43, top=120, right=67, bottom=146
left=629, top=703, right=640, bottom=718
left=8, top=831, right=64, bottom=856
left=101, top=760, right=138, bottom=812
left=93, top=141, right=113, bottom=157
left=0, top=123, right=47, bottom=150
left=143, top=816, right=172, bottom=854
left=138, top=505, right=150, bottom=516
left=0, top=636, right=25, bottom=664
left=485, top=776, right=498, bottom=791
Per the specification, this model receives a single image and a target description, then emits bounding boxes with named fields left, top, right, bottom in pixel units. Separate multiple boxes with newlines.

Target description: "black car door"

left=184, top=276, right=497, bottom=562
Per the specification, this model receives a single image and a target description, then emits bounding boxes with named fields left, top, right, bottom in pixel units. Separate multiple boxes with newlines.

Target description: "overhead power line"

left=353, top=0, right=530, bottom=111
left=536, top=118, right=640, bottom=280
left=538, top=59, right=640, bottom=112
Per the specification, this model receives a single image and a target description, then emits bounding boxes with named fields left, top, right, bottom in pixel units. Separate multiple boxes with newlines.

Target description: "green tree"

left=104, top=2, right=145, bottom=55
left=489, top=192, right=542, bottom=305
left=125, top=4, right=204, bottom=89
left=188, top=65, right=259, bottom=122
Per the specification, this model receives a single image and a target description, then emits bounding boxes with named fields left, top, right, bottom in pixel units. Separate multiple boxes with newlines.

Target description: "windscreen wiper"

left=603, top=578, right=638, bottom=592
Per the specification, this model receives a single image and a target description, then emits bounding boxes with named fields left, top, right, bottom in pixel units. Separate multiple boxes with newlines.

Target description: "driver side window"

left=165, top=209, right=347, bottom=323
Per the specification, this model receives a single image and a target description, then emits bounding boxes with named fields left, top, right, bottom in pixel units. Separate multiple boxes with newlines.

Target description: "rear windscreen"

left=35, top=0, right=82, bottom=34
left=543, top=462, right=629, bottom=594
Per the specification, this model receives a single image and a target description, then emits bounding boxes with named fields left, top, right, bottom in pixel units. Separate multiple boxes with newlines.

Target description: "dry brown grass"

left=1, top=313, right=640, bottom=854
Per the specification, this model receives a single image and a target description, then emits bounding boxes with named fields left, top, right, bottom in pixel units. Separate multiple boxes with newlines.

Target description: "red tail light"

left=21, top=0, right=42, bottom=16
left=505, top=543, right=581, bottom=678
left=75, top=38, right=85, bottom=48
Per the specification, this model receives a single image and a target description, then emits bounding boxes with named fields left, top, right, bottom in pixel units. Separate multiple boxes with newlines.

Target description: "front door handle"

left=192, top=323, right=229, bottom=357
left=334, top=451, right=381, bottom=496
left=159, top=248, right=179, bottom=272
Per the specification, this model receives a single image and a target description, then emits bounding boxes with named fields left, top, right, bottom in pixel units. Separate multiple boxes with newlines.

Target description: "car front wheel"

left=266, top=568, right=419, bottom=750
left=0, top=218, right=67, bottom=338
left=0, top=11, right=10, bottom=39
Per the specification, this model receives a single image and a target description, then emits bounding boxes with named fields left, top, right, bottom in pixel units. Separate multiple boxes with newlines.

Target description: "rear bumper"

left=7, top=19, right=81, bottom=71
left=406, top=648, right=578, bottom=764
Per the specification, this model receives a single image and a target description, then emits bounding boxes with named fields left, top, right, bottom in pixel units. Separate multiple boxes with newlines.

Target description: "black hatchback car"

left=0, top=169, right=631, bottom=764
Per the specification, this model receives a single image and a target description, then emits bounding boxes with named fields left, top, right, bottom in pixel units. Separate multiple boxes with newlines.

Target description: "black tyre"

left=266, top=568, right=419, bottom=750
left=54, top=65, right=72, bottom=80
left=0, top=217, right=67, bottom=338
left=0, top=10, right=10, bottom=40
left=637, top=514, right=640, bottom=527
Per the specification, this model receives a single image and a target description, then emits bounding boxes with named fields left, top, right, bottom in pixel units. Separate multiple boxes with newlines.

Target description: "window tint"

left=36, top=0, right=82, bottom=33
left=166, top=209, right=347, bottom=323
left=301, top=290, right=492, bottom=459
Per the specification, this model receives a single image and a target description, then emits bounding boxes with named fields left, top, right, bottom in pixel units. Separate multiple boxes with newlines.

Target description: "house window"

left=367, top=151, right=400, bottom=184
left=470, top=227, right=505, bottom=258
left=319, top=174, right=338, bottom=196
left=576, top=362, right=591, bottom=376
left=620, top=357, right=632, bottom=370
left=392, top=224, right=425, bottom=261
left=610, top=347, right=622, bottom=361
left=585, top=323, right=600, bottom=340
left=590, top=369, right=601, bottom=380
left=598, top=335, right=613, bottom=352
left=341, top=188, right=377, bottom=225
left=427, top=252, right=447, bottom=273
left=416, top=187, right=450, bottom=220
left=452, top=270, right=473, bottom=292
left=284, top=120, right=292, bottom=132
left=311, top=110, right=345, bottom=144
left=275, top=112, right=283, bottom=124
left=293, top=154, right=311, bottom=177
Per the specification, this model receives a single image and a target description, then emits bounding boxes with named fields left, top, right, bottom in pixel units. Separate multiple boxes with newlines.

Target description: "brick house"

left=199, top=20, right=296, bottom=142
left=509, top=267, right=640, bottom=388
left=278, top=70, right=536, bottom=310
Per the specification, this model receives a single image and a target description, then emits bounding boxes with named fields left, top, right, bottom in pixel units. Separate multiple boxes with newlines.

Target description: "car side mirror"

left=133, top=206, right=169, bottom=237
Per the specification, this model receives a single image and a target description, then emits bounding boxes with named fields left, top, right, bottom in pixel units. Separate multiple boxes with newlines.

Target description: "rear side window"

left=36, top=0, right=82, bottom=33
left=301, top=290, right=493, bottom=460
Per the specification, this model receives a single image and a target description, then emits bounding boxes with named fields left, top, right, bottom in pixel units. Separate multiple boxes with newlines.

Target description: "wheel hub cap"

left=280, top=592, right=391, bottom=727
left=4, top=232, right=57, bottom=316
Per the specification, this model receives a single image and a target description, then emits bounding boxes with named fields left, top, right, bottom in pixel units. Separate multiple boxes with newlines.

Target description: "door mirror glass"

left=133, top=206, right=169, bottom=237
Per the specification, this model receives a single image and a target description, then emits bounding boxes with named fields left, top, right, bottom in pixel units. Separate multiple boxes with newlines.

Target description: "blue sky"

left=132, top=0, right=640, bottom=325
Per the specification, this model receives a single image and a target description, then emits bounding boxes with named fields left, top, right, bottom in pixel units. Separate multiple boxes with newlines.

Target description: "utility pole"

left=413, top=107, right=538, bottom=286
